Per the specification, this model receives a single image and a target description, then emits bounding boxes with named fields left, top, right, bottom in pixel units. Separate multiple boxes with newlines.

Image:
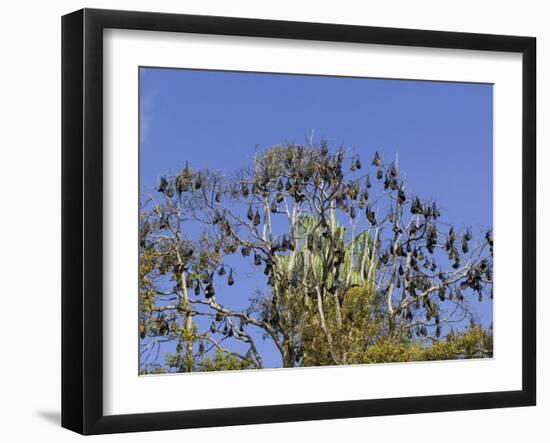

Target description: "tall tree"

left=139, top=142, right=493, bottom=373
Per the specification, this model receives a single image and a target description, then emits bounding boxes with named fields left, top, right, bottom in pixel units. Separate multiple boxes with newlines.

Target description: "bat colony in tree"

left=139, top=142, right=493, bottom=373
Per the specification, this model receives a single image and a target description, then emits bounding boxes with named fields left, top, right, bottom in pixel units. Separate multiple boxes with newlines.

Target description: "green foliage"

left=359, top=326, right=493, bottom=364
left=297, top=282, right=493, bottom=366
left=198, top=349, right=257, bottom=372
left=299, top=285, right=386, bottom=366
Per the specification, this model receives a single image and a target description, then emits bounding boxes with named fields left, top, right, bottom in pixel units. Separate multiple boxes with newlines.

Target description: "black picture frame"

left=62, top=8, right=536, bottom=435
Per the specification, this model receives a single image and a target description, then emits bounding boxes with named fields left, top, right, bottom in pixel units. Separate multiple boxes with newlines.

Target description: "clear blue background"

left=139, top=67, right=493, bottom=369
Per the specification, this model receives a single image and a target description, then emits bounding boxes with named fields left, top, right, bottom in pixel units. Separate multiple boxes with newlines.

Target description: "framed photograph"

left=62, top=8, right=536, bottom=435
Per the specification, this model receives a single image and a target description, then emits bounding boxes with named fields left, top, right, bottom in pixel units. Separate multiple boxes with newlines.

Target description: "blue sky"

left=139, top=67, right=493, bottom=369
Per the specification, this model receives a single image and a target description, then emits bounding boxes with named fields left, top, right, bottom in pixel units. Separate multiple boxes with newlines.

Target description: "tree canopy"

left=139, top=142, right=493, bottom=374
